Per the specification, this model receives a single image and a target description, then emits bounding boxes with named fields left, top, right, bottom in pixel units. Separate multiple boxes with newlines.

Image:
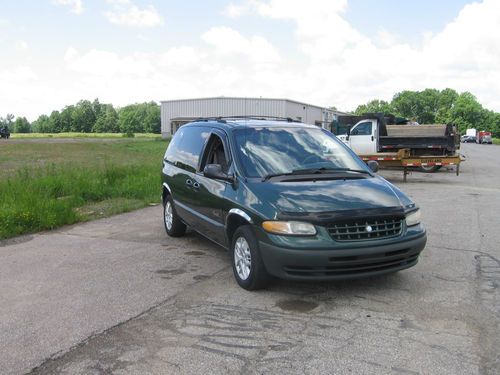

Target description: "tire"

left=418, top=165, right=442, bottom=173
left=231, top=226, right=270, bottom=290
left=163, top=195, right=186, bottom=237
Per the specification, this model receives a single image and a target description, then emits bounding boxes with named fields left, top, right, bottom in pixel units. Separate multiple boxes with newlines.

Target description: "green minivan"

left=161, top=118, right=426, bottom=290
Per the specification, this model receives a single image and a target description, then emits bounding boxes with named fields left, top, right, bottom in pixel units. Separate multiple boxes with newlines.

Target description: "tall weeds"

left=0, top=141, right=165, bottom=239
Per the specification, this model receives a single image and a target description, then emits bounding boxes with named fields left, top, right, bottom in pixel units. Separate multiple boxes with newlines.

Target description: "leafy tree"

left=438, top=88, right=459, bottom=111
left=71, top=100, right=96, bottom=132
left=93, top=105, right=119, bottom=133
left=48, top=111, right=63, bottom=133
left=0, top=114, right=15, bottom=131
left=417, top=88, right=440, bottom=123
left=60, top=105, right=75, bottom=132
left=354, top=100, right=393, bottom=116
left=31, top=115, right=51, bottom=133
left=353, top=88, right=500, bottom=136
left=92, top=98, right=104, bottom=120
left=118, top=102, right=161, bottom=134
left=391, top=91, right=423, bottom=122
left=143, top=102, right=161, bottom=133
left=492, top=113, right=500, bottom=138
left=446, top=92, right=484, bottom=134
left=13, top=117, right=31, bottom=133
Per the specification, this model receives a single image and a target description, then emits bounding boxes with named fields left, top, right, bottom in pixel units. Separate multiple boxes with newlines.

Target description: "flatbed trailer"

left=359, top=149, right=462, bottom=182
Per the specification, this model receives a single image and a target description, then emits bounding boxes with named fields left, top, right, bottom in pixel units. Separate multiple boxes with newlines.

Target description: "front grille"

left=327, top=218, right=403, bottom=241
left=283, top=251, right=418, bottom=277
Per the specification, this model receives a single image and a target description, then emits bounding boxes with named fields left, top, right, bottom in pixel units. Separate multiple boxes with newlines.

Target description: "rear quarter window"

left=165, top=126, right=210, bottom=172
left=164, top=128, right=184, bottom=165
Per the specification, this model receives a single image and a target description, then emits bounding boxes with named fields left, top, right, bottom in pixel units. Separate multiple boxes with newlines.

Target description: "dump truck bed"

left=380, top=124, right=457, bottom=155
left=385, top=124, right=447, bottom=137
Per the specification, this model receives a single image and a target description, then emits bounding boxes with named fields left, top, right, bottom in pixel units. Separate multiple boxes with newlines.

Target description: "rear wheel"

left=231, top=226, right=270, bottom=290
left=163, top=195, right=186, bottom=237
left=418, top=165, right=442, bottom=173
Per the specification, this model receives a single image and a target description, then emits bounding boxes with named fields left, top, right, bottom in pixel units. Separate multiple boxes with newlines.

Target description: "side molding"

left=227, top=208, right=253, bottom=224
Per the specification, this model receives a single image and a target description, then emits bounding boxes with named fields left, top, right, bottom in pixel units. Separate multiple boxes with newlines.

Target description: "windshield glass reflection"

left=233, top=127, right=367, bottom=178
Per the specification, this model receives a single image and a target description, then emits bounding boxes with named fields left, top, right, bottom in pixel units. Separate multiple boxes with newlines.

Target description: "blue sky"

left=2, top=0, right=471, bottom=55
left=0, top=0, right=498, bottom=120
left=346, top=0, right=472, bottom=42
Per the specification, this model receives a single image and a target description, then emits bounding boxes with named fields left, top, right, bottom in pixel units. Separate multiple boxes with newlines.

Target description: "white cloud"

left=52, top=0, right=83, bottom=14
left=0, top=66, right=37, bottom=82
left=219, top=0, right=500, bottom=112
left=104, top=1, right=163, bottom=27
left=0, top=67, right=39, bottom=118
left=64, top=47, right=153, bottom=76
left=202, top=26, right=280, bottom=64
left=160, top=46, right=200, bottom=67
left=3, top=0, right=500, bottom=122
left=15, top=40, right=29, bottom=51
left=106, top=0, right=131, bottom=4
left=223, top=2, right=253, bottom=17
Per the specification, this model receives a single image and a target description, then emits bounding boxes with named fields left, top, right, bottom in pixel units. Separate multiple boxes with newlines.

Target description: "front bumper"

left=258, top=231, right=427, bottom=281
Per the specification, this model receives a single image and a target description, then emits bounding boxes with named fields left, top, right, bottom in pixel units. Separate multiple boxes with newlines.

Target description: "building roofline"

left=160, top=96, right=340, bottom=112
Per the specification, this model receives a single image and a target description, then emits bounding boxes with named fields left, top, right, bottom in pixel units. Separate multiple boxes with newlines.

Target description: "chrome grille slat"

left=327, top=217, right=403, bottom=241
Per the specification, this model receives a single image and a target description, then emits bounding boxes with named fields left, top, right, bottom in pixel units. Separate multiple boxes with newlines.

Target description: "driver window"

left=351, top=122, right=372, bottom=136
left=203, top=134, right=230, bottom=174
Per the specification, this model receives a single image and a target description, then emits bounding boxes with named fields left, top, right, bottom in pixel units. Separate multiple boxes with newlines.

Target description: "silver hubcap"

left=234, top=237, right=251, bottom=280
left=165, top=201, right=173, bottom=230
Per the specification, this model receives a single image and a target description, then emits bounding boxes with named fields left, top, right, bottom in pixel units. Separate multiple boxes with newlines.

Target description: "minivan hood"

left=246, top=176, right=411, bottom=218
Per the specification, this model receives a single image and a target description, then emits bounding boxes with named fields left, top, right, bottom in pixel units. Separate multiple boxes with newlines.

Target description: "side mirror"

left=203, top=164, right=233, bottom=182
left=367, top=160, right=379, bottom=173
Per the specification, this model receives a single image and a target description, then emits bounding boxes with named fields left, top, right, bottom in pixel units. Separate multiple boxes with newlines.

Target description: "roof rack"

left=193, top=116, right=300, bottom=124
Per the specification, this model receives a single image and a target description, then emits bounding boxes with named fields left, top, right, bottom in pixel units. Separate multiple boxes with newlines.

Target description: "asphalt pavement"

left=1, top=143, right=499, bottom=375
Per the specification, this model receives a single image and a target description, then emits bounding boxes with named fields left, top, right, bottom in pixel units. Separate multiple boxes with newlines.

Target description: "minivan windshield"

left=233, top=127, right=369, bottom=178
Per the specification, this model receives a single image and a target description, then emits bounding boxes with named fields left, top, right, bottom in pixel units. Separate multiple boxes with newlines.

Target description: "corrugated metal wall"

left=160, top=97, right=334, bottom=136
left=285, top=101, right=324, bottom=126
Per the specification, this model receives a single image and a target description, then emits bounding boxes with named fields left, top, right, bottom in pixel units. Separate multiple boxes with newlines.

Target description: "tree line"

left=0, top=99, right=161, bottom=135
left=2, top=89, right=499, bottom=137
left=353, top=88, right=500, bottom=137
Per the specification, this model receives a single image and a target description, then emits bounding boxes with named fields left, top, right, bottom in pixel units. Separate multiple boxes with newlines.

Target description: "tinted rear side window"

left=164, top=128, right=184, bottom=165
left=173, top=126, right=210, bottom=172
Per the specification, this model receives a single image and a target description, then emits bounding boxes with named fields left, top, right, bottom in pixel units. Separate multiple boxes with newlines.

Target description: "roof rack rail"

left=193, top=116, right=301, bottom=123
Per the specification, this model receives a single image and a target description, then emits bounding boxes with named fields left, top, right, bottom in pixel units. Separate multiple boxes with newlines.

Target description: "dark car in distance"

left=161, top=118, right=427, bottom=290
left=461, top=135, right=475, bottom=143
left=0, top=126, right=10, bottom=139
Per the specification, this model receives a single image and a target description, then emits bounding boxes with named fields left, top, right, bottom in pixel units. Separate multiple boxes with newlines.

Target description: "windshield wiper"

left=262, top=167, right=371, bottom=181
left=261, top=172, right=295, bottom=182
left=292, top=167, right=372, bottom=175
left=261, top=168, right=329, bottom=181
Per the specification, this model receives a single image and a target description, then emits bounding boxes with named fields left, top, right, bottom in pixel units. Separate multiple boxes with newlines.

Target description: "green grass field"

left=11, top=132, right=162, bottom=139
left=0, top=138, right=168, bottom=239
left=493, top=138, right=500, bottom=145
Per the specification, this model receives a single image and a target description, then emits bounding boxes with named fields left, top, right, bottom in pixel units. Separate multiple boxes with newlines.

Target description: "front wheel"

left=231, top=226, right=270, bottom=290
left=163, top=195, right=186, bottom=237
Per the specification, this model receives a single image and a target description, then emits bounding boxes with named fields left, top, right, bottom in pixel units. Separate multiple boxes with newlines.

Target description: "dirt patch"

left=276, top=299, right=319, bottom=313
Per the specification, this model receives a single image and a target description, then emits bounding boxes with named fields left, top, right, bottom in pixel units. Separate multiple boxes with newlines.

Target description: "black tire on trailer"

left=418, top=165, right=442, bottom=173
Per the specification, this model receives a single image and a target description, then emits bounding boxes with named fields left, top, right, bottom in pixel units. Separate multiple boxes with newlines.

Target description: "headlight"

left=262, top=221, right=317, bottom=236
left=405, top=209, right=421, bottom=226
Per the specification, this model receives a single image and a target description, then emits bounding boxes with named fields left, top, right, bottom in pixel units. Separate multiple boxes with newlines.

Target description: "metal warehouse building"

left=160, top=97, right=342, bottom=137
